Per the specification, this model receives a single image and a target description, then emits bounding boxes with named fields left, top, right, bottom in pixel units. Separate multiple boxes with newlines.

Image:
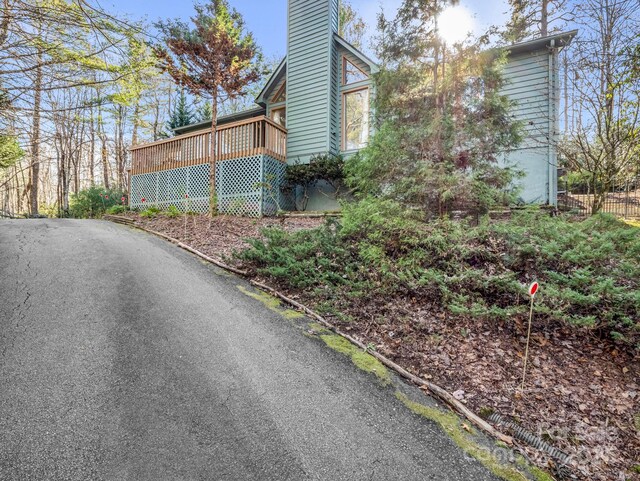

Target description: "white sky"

left=351, top=0, right=511, bottom=54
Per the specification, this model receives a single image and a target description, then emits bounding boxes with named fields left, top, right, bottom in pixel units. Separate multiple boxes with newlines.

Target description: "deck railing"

left=130, top=116, right=287, bottom=175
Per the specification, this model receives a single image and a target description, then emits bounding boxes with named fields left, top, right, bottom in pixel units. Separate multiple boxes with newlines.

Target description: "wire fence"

left=558, top=172, right=640, bottom=219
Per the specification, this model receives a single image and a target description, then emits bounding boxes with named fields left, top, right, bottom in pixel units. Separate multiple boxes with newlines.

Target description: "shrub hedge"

left=238, top=199, right=640, bottom=349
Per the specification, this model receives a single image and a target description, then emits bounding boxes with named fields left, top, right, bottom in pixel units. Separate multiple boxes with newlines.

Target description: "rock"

left=453, top=389, right=465, bottom=400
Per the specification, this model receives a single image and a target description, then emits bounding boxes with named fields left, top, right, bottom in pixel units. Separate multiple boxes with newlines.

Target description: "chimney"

left=286, top=0, right=340, bottom=163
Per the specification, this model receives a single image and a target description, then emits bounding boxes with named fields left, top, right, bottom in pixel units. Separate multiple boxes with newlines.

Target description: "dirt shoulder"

left=118, top=212, right=639, bottom=481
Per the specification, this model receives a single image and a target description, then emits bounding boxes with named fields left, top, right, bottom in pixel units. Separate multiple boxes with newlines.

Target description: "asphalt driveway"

left=0, top=219, right=499, bottom=480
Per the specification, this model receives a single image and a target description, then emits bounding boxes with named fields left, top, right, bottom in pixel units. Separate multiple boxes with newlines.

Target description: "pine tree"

left=155, top=0, right=262, bottom=215
left=346, top=0, right=522, bottom=217
left=195, top=99, right=212, bottom=122
left=0, top=86, right=21, bottom=169
left=167, top=89, right=194, bottom=131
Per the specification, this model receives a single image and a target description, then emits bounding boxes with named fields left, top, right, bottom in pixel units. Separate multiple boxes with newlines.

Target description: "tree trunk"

left=541, top=0, right=549, bottom=36
left=101, top=135, right=110, bottom=189
left=131, top=102, right=140, bottom=146
left=89, top=103, right=95, bottom=186
left=97, top=101, right=110, bottom=189
left=209, top=99, right=217, bottom=215
left=29, top=49, right=42, bottom=216
left=563, top=49, right=568, bottom=133
left=115, top=105, right=127, bottom=189
left=152, top=100, right=161, bottom=141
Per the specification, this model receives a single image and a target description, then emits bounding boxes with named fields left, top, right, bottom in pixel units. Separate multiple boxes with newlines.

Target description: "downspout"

left=548, top=39, right=556, bottom=205
left=285, top=0, right=290, bottom=165
left=326, top=0, right=337, bottom=157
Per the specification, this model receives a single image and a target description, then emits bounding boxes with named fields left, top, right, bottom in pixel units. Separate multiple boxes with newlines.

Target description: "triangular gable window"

left=343, top=58, right=368, bottom=85
left=272, top=82, right=286, bottom=103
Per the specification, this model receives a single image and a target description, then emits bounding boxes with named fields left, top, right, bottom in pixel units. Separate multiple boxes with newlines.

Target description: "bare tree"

left=560, top=0, right=640, bottom=213
left=504, top=0, right=570, bottom=42
left=339, top=0, right=367, bottom=49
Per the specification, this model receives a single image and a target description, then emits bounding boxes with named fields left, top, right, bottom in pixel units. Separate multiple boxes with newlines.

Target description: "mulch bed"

left=119, top=212, right=639, bottom=481
left=121, top=212, right=323, bottom=260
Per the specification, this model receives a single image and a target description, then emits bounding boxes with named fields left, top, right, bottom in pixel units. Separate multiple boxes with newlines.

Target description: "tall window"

left=271, top=107, right=286, bottom=127
left=343, top=88, right=369, bottom=151
left=342, top=58, right=368, bottom=85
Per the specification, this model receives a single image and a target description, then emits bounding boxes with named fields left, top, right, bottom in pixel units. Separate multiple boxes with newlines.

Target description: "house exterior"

left=500, top=32, right=575, bottom=205
left=128, top=0, right=575, bottom=216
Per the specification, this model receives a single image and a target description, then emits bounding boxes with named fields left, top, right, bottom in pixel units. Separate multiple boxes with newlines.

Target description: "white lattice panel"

left=130, top=163, right=210, bottom=213
left=131, top=156, right=288, bottom=217
left=262, top=155, right=287, bottom=215
left=216, top=155, right=263, bottom=216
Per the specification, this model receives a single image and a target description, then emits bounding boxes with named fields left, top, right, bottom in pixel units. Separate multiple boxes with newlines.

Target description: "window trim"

left=342, top=56, right=369, bottom=86
left=341, top=86, right=370, bottom=152
left=271, top=81, right=286, bottom=103
left=270, top=106, right=286, bottom=127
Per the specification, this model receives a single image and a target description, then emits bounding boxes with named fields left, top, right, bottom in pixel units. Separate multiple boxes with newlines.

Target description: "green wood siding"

left=502, top=49, right=558, bottom=204
left=286, top=0, right=339, bottom=164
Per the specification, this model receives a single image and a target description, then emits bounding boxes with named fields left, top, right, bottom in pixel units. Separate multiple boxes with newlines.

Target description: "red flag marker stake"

left=521, top=281, right=539, bottom=392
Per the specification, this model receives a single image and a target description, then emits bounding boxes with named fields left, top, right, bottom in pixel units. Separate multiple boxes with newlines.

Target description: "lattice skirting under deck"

left=130, top=155, right=287, bottom=217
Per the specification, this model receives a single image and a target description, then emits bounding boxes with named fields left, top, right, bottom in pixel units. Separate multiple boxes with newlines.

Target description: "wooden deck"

left=130, top=116, right=287, bottom=175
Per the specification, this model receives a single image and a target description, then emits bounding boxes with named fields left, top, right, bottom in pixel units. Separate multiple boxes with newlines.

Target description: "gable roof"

left=333, top=34, right=379, bottom=74
left=255, top=57, right=286, bottom=107
left=255, top=36, right=379, bottom=107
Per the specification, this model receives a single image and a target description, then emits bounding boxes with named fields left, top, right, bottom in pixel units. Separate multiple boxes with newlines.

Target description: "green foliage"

left=284, top=153, right=345, bottom=210
left=106, top=205, right=126, bottom=215
left=165, top=205, right=181, bottom=217
left=39, top=204, right=60, bottom=219
left=0, top=88, right=22, bottom=169
left=154, top=0, right=263, bottom=103
left=351, top=2, right=522, bottom=217
left=0, top=134, right=23, bottom=168
left=339, top=0, right=367, bottom=49
left=239, top=220, right=351, bottom=291
left=239, top=199, right=640, bottom=349
left=195, top=98, right=213, bottom=122
left=69, top=186, right=126, bottom=218
left=502, top=0, right=554, bottom=42
left=140, top=206, right=162, bottom=218
left=346, top=47, right=522, bottom=217
left=155, top=0, right=263, bottom=216
left=168, top=89, right=195, bottom=131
